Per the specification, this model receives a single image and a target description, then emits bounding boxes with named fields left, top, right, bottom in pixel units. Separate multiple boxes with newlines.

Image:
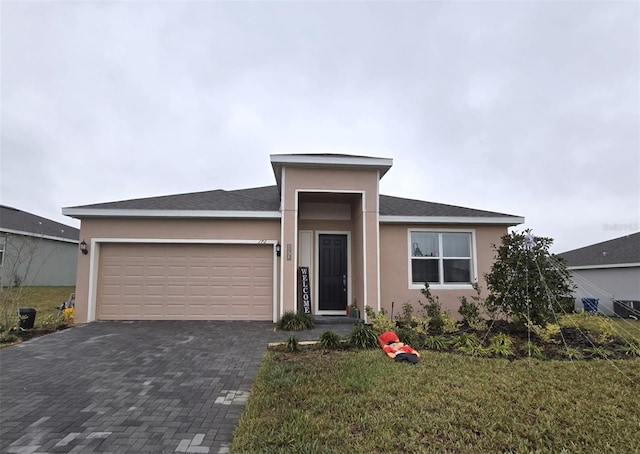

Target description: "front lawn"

left=231, top=349, right=640, bottom=453
left=0, top=286, right=75, bottom=345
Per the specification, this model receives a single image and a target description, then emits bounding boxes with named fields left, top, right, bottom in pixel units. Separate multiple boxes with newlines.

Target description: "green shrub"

left=528, top=322, right=561, bottom=344
left=458, top=295, right=480, bottom=326
left=584, top=347, right=612, bottom=359
left=349, top=324, right=379, bottom=349
left=396, top=327, right=418, bottom=348
left=561, top=347, right=584, bottom=360
left=619, top=340, right=640, bottom=357
left=452, top=333, right=487, bottom=356
left=395, top=302, right=415, bottom=326
left=519, top=341, right=546, bottom=360
left=277, top=311, right=315, bottom=331
left=488, top=333, right=515, bottom=357
left=286, top=335, right=300, bottom=352
left=441, top=312, right=459, bottom=334
left=559, top=313, right=616, bottom=345
left=364, top=306, right=396, bottom=334
left=319, top=330, right=342, bottom=350
left=423, top=335, right=449, bottom=351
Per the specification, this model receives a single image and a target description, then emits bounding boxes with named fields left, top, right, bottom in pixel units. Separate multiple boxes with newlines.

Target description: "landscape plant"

left=484, top=230, right=575, bottom=326
left=348, top=324, right=378, bottom=349
left=319, top=330, right=342, bottom=350
left=276, top=311, right=315, bottom=331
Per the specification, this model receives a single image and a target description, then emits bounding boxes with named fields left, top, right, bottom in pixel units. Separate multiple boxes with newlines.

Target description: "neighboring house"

left=0, top=205, right=80, bottom=287
left=62, top=154, right=524, bottom=324
left=559, top=232, right=640, bottom=316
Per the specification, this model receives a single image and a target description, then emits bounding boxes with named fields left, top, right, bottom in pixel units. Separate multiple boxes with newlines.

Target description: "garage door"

left=97, top=243, right=273, bottom=320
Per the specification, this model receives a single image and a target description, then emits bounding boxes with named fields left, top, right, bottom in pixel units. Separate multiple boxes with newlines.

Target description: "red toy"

left=378, top=331, right=420, bottom=364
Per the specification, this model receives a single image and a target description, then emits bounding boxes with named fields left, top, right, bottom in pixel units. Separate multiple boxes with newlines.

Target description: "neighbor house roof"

left=1, top=205, right=80, bottom=243
left=559, top=232, right=640, bottom=269
left=62, top=185, right=523, bottom=225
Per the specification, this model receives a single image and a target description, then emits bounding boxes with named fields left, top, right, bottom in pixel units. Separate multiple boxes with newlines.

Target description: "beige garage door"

left=97, top=243, right=273, bottom=320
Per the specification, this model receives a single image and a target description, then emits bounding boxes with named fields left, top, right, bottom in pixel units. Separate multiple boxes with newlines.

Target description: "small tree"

left=484, top=230, right=575, bottom=326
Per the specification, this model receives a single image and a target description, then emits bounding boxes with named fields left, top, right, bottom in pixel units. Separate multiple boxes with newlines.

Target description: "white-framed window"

left=409, top=230, right=474, bottom=287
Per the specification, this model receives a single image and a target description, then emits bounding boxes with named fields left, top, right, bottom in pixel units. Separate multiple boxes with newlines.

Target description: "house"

left=62, top=154, right=524, bottom=324
left=559, top=232, right=640, bottom=316
left=0, top=205, right=80, bottom=287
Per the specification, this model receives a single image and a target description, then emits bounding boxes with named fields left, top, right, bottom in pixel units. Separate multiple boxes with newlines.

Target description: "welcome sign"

left=298, top=267, right=312, bottom=314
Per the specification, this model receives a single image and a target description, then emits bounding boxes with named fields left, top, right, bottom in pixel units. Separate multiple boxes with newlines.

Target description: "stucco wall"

left=282, top=167, right=380, bottom=315
left=379, top=224, right=507, bottom=317
left=570, top=267, right=640, bottom=316
left=1, top=233, right=77, bottom=287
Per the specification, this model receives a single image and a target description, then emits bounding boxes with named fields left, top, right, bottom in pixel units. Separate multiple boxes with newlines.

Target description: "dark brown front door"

left=318, top=234, right=348, bottom=311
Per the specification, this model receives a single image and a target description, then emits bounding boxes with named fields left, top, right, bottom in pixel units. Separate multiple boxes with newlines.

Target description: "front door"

left=318, top=234, right=348, bottom=312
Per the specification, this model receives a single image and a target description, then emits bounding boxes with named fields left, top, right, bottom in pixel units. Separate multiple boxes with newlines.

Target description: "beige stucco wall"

left=281, top=167, right=380, bottom=314
left=379, top=224, right=507, bottom=318
left=74, top=217, right=280, bottom=323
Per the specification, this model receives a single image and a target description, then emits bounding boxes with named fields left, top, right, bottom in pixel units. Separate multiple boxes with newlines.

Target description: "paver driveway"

left=0, top=320, right=353, bottom=454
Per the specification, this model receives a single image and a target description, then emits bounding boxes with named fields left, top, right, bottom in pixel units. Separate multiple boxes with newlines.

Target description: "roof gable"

left=559, top=232, right=640, bottom=267
left=1, top=205, right=79, bottom=242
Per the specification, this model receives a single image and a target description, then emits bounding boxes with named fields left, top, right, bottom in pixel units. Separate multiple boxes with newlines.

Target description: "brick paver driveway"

left=0, top=321, right=353, bottom=454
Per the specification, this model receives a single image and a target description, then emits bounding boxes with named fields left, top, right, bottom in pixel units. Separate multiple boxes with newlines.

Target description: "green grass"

left=231, top=349, right=640, bottom=453
left=0, top=286, right=74, bottom=331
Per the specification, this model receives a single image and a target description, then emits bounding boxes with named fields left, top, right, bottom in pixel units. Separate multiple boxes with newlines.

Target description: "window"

left=410, top=231, right=472, bottom=286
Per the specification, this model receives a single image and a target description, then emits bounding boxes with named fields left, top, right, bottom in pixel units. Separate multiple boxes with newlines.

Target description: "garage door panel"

left=97, top=243, right=273, bottom=320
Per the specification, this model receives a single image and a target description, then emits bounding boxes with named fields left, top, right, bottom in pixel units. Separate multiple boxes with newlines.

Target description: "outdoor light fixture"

left=275, top=243, right=281, bottom=257
left=80, top=240, right=88, bottom=255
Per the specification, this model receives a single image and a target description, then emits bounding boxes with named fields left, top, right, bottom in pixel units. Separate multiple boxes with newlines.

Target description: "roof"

left=1, top=205, right=80, bottom=242
left=62, top=185, right=523, bottom=225
left=559, top=232, right=640, bottom=268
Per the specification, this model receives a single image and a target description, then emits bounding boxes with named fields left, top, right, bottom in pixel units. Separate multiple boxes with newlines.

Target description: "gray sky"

left=1, top=1, right=638, bottom=253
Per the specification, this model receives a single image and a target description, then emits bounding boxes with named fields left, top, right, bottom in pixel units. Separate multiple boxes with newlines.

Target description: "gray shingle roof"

left=67, top=186, right=281, bottom=212
left=379, top=194, right=518, bottom=218
left=559, top=232, right=640, bottom=267
left=64, top=185, right=520, bottom=220
left=1, top=205, right=79, bottom=241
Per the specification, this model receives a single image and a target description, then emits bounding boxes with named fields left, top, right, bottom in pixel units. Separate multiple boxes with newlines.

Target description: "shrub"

left=349, top=324, right=378, bottom=349
left=458, top=282, right=484, bottom=326
left=319, top=330, right=342, bottom=350
left=619, top=341, right=640, bottom=357
left=488, top=333, right=515, bottom=357
left=277, top=311, right=315, bottom=331
left=561, top=348, right=584, bottom=360
left=423, top=335, right=449, bottom=351
left=286, top=335, right=300, bottom=352
left=395, top=302, right=415, bottom=327
left=364, top=306, right=395, bottom=334
left=451, top=333, right=487, bottom=356
left=441, top=312, right=459, bottom=334
left=396, top=327, right=418, bottom=348
left=528, top=322, right=561, bottom=344
left=584, top=347, right=612, bottom=359
left=519, top=341, right=546, bottom=360
left=559, top=313, right=616, bottom=345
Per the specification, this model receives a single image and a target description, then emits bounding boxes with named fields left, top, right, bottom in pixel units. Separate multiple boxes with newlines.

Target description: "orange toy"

left=378, top=331, right=420, bottom=364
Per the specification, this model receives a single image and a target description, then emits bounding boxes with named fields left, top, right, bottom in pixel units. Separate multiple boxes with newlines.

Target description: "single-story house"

left=559, top=232, right=640, bottom=316
left=62, top=154, right=524, bottom=324
left=1, top=205, right=80, bottom=287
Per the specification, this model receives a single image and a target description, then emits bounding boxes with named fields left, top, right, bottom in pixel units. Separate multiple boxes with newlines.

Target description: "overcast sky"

left=1, top=1, right=638, bottom=253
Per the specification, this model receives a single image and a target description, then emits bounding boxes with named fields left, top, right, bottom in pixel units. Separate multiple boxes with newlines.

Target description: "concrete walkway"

left=0, top=320, right=355, bottom=454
